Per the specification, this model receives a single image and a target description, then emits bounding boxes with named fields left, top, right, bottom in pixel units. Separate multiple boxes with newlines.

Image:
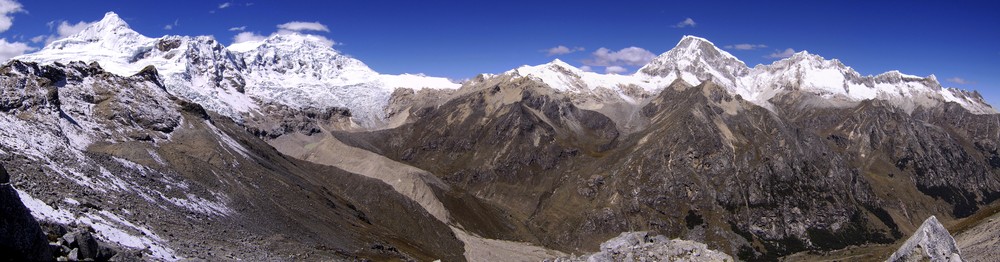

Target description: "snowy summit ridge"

left=500, top=35, right=996, bottom=115
left=13, top=13, right=996, bottom=122
left=15, top=11, right=460, bottom=127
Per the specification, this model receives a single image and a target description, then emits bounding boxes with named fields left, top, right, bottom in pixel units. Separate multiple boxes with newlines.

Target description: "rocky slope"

left=0, top=60, right=469, bottom=261
left=336, top=62, right=1000, bottom=260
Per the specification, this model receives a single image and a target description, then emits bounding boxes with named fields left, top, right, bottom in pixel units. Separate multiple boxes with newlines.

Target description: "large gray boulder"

left=888, top=216, right=962, bottom=262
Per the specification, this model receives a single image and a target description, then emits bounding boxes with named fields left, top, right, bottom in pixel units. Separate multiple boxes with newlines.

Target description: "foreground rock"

left=0, top=163, right=52, bottom=261
left=547, top=232, right=733, bottom=262
left=888, top=216, right=962, bottom=262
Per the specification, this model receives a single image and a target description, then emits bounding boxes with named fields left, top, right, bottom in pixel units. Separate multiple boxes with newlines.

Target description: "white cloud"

left=605, top=66, right=627, bottom=74
left=583, top=47, right=656, bottom=67
left=34, top=20, right=95, bottom=45
left=164, top=19, right=178, bottom=30
left=544, top=45, right=584, bottom=56
left=946, top=77, right=974, bottom=85
left=767, top=48, right=796, bottom=59
left=673, top=18, right=696, bottom=28
left=218, top=2, right=231, bottom=9
left=228, top=26, right=246, bottom=31
left=276, top=21, right=330, bottom=33
left=580, top=65, right=593, bottom=72
left=57, top=21, right=92, bottom=37
left=232, top=21, right=336, bottom=47
left=0, top=0, right=24, bottom=33
left=232, top=31, right=265, bottom=43
left=0, top=38, right=36, bottom=62
left=724, top=43, right=767, bottom=50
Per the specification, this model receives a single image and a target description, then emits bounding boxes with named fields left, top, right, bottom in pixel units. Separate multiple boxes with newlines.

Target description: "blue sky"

left=1, top=0, right=998, bottom=107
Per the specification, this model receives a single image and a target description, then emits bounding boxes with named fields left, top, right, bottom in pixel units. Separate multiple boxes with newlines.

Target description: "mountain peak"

left=546, top=58, right=576, bottom=69
left=676, top=35, right=716, bottom=48
left=100, top=11, right=126, bottom=26
left=59, top=11, right=146, bottom=46
left=638, top=35, right=748, bottom=89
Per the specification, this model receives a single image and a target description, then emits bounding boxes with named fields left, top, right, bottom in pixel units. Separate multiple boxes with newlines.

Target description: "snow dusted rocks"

left=16, top=12, right=459, bottom=128
left=547, top=232, right=734, bottom=262
left=888, top=216, right=963, bottom=262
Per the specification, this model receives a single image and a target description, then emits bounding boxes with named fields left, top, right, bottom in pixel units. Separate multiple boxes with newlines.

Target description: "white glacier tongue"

left=235, top=32, right=458, bottom=126
left=14, top=12, right=459, bottom=127
left=887, top=216, right=962, bottom=262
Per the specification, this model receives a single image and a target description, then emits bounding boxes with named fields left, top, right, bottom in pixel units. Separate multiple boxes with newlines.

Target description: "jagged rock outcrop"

left=888, top=216, right=962, bottom=262
left=0, top=163, right=53, bottom=261
left=547, top=232, right=733, bottom=262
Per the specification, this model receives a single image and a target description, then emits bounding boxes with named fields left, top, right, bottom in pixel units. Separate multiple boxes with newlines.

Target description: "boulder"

left=887, top=216, right=962, bottom=262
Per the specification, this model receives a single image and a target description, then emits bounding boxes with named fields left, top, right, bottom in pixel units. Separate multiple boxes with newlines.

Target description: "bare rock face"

left=547, top=232, right=734, bottom=262
left=888, top=216, right=962, bottom=262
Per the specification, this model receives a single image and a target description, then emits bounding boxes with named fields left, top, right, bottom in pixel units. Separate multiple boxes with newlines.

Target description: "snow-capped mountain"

left=502, top=35, right=997, bottom=115
left=15, top=12, right=459, bottom=127
left=638, top=36, right=750, bottom=90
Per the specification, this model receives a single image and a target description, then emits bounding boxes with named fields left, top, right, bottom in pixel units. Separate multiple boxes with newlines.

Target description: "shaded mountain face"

left=336, top=71, right=1000, bottom=259
left=0, top=61, right=466, bottom=261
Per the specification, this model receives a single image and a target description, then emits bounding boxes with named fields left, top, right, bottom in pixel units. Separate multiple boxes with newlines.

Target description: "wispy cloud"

left=276, top=21, right=330, bottom=33
left=767, top=48, right=796, bottom=59
left=0, top=38, right=36, bottom=62
left=218, top=2, right=232, bottom=9
left=232, top=31, right=265, bottom=43
left=580, top=65, right=593, bottom=72
left=164, top=19, right=179, bottom=30
left=34, top=20, right=94, bottom=45
left=724, top=43, right=767, bottom=50
left=228, top=26, right=246, bottom=31
left=605, top=66, right=627, bottom=74
left=946, top=77, right=975, bottom=85
left=0, top=0, right=25, bottom=33
left=673, top=18, right=696, bottom=28
left=544, top=45, right=584, bottom=56
left=583, top=47, right=656, bottom=67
